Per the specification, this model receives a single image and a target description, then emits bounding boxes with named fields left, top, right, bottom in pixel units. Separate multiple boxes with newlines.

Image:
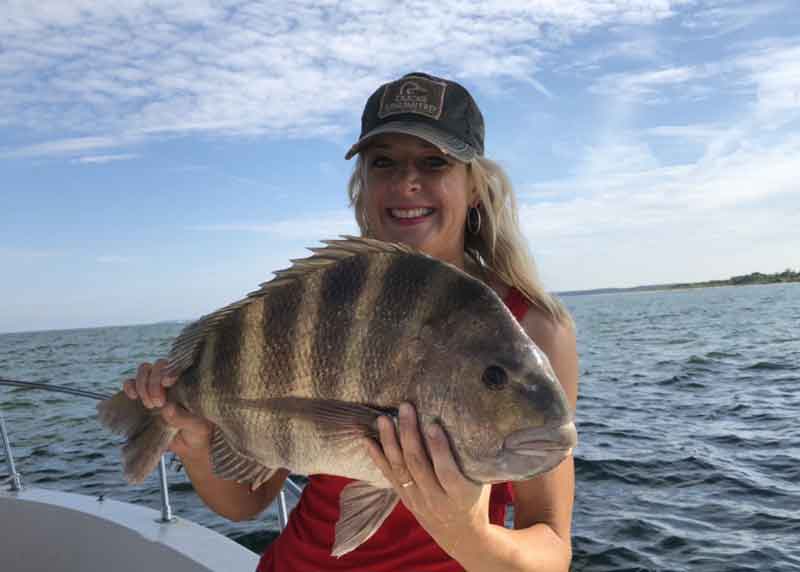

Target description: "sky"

left=1, top=0, right=798, bottom=333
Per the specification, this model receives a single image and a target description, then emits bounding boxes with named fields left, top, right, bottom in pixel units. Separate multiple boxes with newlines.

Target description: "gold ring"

left=400, top=480, right=415, bottom=488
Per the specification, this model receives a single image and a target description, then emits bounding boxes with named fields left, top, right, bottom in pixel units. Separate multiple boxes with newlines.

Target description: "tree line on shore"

left=560, top=268, right=799, bottom=297
left=671, top=268, right=799, bottom=289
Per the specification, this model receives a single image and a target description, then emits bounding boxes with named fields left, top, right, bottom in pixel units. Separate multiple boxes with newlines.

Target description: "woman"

left=125, top=72, right=579, bottom=572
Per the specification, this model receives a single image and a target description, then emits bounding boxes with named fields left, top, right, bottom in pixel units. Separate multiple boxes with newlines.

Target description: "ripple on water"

left=744, top=360, right=795, bottom=371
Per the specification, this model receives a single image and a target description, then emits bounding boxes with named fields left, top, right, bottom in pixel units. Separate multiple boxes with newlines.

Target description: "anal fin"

left=210, top=428, right=278, bottom=491
left=332, top=481, right=399, bottom=558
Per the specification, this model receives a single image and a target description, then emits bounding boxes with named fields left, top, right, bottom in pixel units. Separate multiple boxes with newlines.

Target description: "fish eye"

left=482, top=365, right=508, bottom=390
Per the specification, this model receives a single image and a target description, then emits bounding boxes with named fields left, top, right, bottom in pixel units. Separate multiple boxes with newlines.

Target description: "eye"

left=423, top=156, right=449, bottom=170
left=370, top=155, right=393, bottom=168
left=482, top=365, right=508, bottom=390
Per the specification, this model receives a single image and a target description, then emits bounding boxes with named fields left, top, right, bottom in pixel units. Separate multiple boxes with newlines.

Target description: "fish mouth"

left=503, top=421, right=578, bottom=455
left=466, top=422, right=577, bottom=483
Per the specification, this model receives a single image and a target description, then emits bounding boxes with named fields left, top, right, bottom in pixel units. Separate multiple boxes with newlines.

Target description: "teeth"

left=390, top=208, right=433, bottom=219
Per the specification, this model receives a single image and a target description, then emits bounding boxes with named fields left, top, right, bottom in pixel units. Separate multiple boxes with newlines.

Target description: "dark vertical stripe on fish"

left=260, top=281, right=305, bottom=391
left=424, top=271, right=491, bottom=327
left=260, top=280, right=306, bottom=465
left=212, top=309, right=243, bottom=395
left=360, top=254, right=439, bottom=397
left=311, top=254, right=370, bottom=398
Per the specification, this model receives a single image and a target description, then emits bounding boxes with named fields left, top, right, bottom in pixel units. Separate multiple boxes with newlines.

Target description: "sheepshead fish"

left=98, top=236, right=577, bottom=556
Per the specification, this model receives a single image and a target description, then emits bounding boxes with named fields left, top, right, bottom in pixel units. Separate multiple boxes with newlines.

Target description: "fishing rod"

left=0, top=378, right=111, bottom=401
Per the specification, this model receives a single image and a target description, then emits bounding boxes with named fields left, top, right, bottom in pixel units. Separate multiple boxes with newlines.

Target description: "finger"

left=424, top=422, right=468, bottom=493
left=148, top=360, right=168, bottom=407
left=135, top=363, right=154, bottom=408
left=377, top=415, right=416, bottom=488
left=398, top=403, right=443, bottom=494
left=154, top=357, right=176, bottom=385
left=161, top=365, right=179, bottom=388
left=122, top=379, right=137, bottom=399
left=377, top=415, right=403, bottom=466
left=162, top=403, right=209, bottom=434
left=363, top=437, right=392, bottom=477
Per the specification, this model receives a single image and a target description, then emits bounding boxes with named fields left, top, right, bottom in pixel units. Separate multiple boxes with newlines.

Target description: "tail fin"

left=97, top=391, right=179, bottom=484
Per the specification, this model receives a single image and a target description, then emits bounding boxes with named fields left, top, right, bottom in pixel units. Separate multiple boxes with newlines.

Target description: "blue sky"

left=2, top=1, right=798, bottom=333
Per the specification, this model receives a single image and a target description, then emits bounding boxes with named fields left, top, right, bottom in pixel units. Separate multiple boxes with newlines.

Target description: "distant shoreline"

left=559, top=270, right=800, bottom=297
left=2, top=271, right=798, bottom=335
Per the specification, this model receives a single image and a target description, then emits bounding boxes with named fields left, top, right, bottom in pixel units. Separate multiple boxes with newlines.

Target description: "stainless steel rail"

left=0, top=377, right=300, bottom=531
left=1, top=409, right=23, bottom=491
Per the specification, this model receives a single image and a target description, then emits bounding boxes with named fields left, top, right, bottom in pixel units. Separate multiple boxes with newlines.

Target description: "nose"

left=391, top=160, right=421, bottom=192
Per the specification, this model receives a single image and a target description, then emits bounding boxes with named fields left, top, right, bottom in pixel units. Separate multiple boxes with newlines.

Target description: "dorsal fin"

left=165, top=236, right=419, bottom=377
left=255, top=236, right=415, bottom=290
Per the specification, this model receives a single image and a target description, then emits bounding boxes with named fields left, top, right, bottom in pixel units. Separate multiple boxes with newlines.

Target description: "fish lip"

left=503, top=421, right=578, bottom=453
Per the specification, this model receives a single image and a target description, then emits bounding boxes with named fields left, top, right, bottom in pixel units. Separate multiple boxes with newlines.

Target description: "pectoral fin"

left=332, top=481, right=399, bottom=558
left=209, top=427, right=279, bottom=491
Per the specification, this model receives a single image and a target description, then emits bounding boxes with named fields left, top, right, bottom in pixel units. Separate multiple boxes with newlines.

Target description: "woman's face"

left=361, top=133, right=473, bottom=267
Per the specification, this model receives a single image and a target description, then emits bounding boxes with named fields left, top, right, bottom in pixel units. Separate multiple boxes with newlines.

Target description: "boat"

left=0, top=378, right=299, bottom=572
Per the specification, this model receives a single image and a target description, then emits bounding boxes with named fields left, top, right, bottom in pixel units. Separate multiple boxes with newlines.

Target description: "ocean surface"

left=1, top=283, right=798, bottom=571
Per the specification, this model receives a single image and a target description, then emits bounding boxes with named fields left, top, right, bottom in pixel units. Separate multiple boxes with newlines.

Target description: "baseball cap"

left=345, top=72, right=485, bottom=162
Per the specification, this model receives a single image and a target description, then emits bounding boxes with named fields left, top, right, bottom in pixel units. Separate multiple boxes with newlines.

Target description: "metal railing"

left=0, top=377, right=299, bottom=530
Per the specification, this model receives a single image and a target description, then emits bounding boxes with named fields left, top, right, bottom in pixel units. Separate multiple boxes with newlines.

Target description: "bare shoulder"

left=520, top=305, right=579, bottom=409
left=519, top=305, right=574, bottom=353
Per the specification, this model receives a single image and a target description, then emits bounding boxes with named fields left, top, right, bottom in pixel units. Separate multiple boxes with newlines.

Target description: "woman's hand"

left=122, top=358, right=213, bottom=460
left=364, top=402, right=492, bottom=560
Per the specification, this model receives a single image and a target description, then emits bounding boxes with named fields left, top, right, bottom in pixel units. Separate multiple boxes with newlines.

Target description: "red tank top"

left=257, top=287, right=531, bottom=572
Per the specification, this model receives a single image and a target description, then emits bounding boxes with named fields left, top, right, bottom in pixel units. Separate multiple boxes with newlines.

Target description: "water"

left=2, top=283, right=799, bottom=571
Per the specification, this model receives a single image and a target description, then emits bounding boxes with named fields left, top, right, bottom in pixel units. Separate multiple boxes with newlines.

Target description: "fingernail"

left=426, top=423, right=439, bottom=439
left=400, top=403, right=412, bottom=418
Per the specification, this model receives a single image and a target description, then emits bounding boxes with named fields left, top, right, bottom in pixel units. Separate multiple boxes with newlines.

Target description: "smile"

left=388, top=207, right=435, bottom=219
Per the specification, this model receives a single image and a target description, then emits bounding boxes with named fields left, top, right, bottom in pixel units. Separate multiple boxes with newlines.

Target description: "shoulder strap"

left=503, top=287, right=530, bottom=322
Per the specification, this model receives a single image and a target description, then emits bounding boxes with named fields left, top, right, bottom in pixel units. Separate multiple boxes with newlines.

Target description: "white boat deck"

left=0, top=487, right=259, bottom=572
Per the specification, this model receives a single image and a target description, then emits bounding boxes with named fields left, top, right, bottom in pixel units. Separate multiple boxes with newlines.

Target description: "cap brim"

left=345, top=121, right=476, bottom=162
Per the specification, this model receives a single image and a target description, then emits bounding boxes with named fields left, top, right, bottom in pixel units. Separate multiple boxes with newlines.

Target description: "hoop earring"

left=467, top=206, right=481, bottom=235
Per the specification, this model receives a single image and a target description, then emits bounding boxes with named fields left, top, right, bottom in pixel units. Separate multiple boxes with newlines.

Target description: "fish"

left=97, top=236, right=577, bottom=557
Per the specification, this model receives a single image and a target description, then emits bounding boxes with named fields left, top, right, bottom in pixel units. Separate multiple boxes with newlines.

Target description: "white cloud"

left=519, top=29, right=800, bottom=290
left=591, top=66, right=699, bottom=102
left=680, top=1, right=781, bottom=37
left=735, top=43, right=800, bottom=126
left=645, top=124, right=727, bottom=140
left=0, top=136, right=138, bottom=159
left=519, top=121, right=800, bottom=289
left=1, top=0, right=689, bottom=147
left=188, top=209, right=359, bottom=240
left=74, top=153, right=138, bottom=164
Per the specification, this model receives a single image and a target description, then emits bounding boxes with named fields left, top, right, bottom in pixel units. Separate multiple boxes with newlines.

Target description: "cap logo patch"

left=378, top=76, right=447, bottom=120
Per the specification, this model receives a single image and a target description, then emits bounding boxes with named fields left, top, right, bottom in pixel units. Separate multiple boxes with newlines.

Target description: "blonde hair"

left=347, top=155, right=572, bottom=327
